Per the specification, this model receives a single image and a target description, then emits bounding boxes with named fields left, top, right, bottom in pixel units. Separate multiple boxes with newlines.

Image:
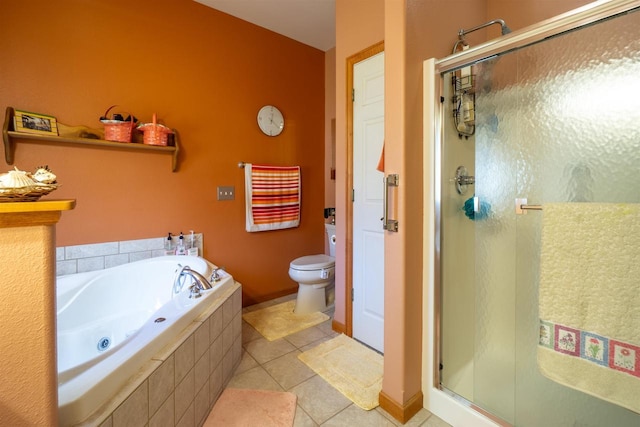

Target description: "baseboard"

left=242, top=288, right=296, bottom=307
left=331, top=319, right=346, bottom=334
left=379, top=390, right=423, bottom=424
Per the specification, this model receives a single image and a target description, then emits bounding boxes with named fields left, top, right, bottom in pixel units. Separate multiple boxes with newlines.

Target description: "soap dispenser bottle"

left=175, top=232, right=187, bottom=255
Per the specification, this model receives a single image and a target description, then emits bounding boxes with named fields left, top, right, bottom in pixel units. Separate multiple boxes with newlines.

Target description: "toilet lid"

left=290, top=254, right=335, bottom=271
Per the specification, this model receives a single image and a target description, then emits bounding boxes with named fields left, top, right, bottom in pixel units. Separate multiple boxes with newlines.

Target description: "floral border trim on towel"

left=539, top=319, right=640, bottom=379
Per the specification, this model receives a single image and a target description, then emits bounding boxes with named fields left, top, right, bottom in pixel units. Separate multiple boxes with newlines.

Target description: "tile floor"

left=222, top=294, right=451, bottom=427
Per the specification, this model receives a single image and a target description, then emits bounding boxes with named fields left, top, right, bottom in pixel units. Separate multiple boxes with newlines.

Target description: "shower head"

left=501, top=22, right=512, bottom=35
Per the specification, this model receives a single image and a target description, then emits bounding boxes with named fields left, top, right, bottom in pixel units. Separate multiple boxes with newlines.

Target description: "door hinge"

left=440, top=96, right=445, bottom=103
left=351, top=188, right=355, bottom=202
left=352, top=288, right=354, bottom=302
left=352, top=88, right=355, bottom=102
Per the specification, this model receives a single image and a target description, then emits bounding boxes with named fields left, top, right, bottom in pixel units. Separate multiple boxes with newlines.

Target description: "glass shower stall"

left=431, top=2, right=640, bottom=426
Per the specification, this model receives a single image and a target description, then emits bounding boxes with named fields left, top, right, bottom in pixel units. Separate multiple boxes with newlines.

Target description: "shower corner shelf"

left=451, top=72, right=476, bottom=137
left=452, top=74, right=475, bottom=94
left=2, top=107, right=180, bottom=172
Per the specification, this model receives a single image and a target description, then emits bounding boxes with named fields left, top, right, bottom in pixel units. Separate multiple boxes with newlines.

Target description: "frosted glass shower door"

left=440, top=52, right=520, bottom=423
left=472, top=51, right=519, bottom=423
left=440, top=7, right=640, bottom=427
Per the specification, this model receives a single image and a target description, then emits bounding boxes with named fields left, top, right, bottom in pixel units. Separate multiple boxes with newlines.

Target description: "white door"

left=353, top=52, right=385, bottom=353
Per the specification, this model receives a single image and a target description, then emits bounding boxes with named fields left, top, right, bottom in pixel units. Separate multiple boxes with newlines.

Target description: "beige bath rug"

left=204, top=388, right=297, bottom=427
left=298, top=334, right=383, bottom=410
left=242, top=300, right=329, bottom=341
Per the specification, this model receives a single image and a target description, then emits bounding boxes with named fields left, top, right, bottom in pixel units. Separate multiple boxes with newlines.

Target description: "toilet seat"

left=289, top=254, right=335, bottom=314
left=289, top=254, right=335, bottom=271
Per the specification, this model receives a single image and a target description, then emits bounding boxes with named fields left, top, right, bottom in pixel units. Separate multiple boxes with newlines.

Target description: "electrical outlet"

left=217, top=186, right=235, bottom=201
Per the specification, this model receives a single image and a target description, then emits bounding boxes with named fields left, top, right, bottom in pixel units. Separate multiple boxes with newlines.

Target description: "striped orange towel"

left=245, top=164, right=301, bottom=232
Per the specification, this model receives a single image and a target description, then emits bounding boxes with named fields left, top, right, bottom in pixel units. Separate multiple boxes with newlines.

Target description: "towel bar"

left=238, top=162, right=246, bottom=168
left=515, top=198, right=542, bottom=214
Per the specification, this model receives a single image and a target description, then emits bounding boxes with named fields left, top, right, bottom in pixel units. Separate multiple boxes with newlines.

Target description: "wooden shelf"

left=3, top=107, right=179, bottom=172
left=0, top=199, right=76, bottom=213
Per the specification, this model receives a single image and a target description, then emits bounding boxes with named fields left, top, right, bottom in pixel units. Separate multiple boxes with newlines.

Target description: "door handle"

left=382, top=174, right=399, bottom=232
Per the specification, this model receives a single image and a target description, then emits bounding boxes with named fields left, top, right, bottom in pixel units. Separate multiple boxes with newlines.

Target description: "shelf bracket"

left=171, top=129, right=180, bottom=172
left=3, top=107, right=16, bottom=165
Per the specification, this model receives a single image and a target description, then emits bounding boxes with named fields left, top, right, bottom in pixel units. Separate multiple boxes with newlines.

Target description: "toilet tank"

left=325, top=224, right=336, bottom=257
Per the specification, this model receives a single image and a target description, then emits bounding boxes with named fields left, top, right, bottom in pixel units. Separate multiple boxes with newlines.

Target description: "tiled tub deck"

left=76, top=282, right=242, bottom=427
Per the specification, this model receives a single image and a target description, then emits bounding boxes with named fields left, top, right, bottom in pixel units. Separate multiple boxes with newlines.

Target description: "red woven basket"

left=103, top=121, right=134, bottom=142
left=137, top=113, right=173, bottom=146
left=100, top=106, right=135, bottom=143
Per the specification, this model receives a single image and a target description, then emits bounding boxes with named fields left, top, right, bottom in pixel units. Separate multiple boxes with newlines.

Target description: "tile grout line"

left=237, top=317, right=334, bottom=425
left=238, top=336, right=317, bottom=423
left=232, top=303, right=432, bottom=427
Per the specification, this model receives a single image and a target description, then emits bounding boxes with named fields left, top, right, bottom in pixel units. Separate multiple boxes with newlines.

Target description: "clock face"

left=257, top=105, right=284, bottom=136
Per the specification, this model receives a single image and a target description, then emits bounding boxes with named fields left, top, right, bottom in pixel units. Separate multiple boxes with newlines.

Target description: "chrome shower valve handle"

left=452, top=165, right=475, bottom=195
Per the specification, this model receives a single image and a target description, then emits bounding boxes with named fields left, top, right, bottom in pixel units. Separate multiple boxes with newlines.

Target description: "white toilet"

left=289, top=224, right=336, bottom=314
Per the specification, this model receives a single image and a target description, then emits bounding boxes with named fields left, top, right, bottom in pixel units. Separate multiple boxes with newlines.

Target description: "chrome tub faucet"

left=173, top=264, right=213, bottom=298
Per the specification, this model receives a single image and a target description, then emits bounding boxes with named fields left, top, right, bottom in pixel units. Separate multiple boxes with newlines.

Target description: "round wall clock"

left=257, top=105, right=284, bottom=136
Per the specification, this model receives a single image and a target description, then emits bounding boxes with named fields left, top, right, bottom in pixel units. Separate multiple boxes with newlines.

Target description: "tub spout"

left=173, top=264, right=213, bottom=295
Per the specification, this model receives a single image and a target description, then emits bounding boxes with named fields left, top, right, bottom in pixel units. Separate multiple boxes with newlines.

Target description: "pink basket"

left=137, top=113, right=173, bottom=146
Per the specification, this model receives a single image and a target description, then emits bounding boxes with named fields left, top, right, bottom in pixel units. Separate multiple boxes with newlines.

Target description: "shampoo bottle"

left=176, top=232, right=187, bottom=255
left=187, top=230, right=199, bottom=256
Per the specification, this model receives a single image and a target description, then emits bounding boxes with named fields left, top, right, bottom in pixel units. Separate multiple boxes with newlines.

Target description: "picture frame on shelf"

left=13, top=109, right=58, bottom=136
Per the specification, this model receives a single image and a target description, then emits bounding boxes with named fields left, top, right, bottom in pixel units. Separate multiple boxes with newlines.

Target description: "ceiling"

left=194, top=0, right=336, bottom=51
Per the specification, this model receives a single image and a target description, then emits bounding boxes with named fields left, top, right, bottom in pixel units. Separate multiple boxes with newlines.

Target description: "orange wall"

left=0, top=0, right=326, bottom=306
left=334, top=0, right=385, bottom=326
left=325, top=47, right=337, bottom=210
left=324, top=48, right=337, bottom=253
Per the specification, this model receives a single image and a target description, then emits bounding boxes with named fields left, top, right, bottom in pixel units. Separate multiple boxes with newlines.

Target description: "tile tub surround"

left=76, top=282, right=243, bottom=427
left=56, top=234, right=204, bottom=276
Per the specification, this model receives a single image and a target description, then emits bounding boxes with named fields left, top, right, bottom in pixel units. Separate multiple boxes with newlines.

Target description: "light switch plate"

left=217, top=186, right=235, bottom=201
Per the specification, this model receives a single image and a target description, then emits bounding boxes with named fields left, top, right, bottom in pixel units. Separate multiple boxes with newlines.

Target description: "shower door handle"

left=382, top=174, right=399, bottom=232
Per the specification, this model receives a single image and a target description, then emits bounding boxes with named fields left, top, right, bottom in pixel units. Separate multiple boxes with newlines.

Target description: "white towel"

left=538, top=203, right=640, bottom=413
left=244, top=164, right=301, bottom=232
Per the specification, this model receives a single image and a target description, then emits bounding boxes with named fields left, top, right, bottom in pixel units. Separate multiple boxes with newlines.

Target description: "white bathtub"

left=57, top=255, right=235, bottom=426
